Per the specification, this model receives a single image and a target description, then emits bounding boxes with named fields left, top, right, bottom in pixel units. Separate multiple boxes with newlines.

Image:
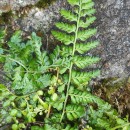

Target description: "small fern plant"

left=52, top=0, right=100, bottom=123
left=0, top=0, right=130, bottom=130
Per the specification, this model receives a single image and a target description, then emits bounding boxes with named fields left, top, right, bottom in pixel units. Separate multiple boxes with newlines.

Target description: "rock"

left=21, top=0, right=67, bottom=32
left=94, top=0, right=130, bottom=79
left=0, top=0, right=39, bottom=12
left=0, top=0, right=11, bottom=12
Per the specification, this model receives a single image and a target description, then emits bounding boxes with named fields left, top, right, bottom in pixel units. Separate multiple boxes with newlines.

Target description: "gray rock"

left=0, top=0, right=39, bottom=12
left=10, top=0, right=39, bottom=10
left=21, top=0, right=67, bottom=32
left=94, top=0, right=130, bottom=79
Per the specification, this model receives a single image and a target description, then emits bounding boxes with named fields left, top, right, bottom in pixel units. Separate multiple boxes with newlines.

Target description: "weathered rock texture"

left=21, top=0, right=67, bottom=32
left=94, top=0, right=130, bottom=79
left=0, top=0, right=130, bottom=79
left=0, top=0, right=39, bottom=12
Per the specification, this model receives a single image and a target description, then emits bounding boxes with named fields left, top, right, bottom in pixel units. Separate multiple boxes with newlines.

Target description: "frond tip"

left=68, top=0, right=79, bottom=6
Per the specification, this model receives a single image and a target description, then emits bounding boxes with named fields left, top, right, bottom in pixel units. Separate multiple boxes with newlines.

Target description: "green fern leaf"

left=68, top=0, right=79, bottom=6
left=50, top=46, right=60, bottom=61
left=52, top=31, right=74, bottom=45
left=74, top=56, right=100, bottom=69
left=77, top=29, right=97, bottom=41
left=69, top=88, right=96, bottom=104
left=81, top=1, right=95, bottom=10
left=61, top=46, right=73, bottom=57
left=79, top=16, right=96, bottom=28
left=63, top=125, right=78, bottom=130
left=56, top=22, right=76, bottom=33
left=9, top=31, right=22, bottom=45
left=61, top=41, right=99, bottom=56
left=60, top=10, right=77, bottom=22
left=43, top=124, right=57, bottom=130
left=8, top=31, right=23, bottom=53
left=75, top=41, right=99, bottom=54
left=0, top=29, right=6, bottom=44
left=71, top=70, right=100, bottom=86
left=66, top=105, right=85, bottom=121
left=96, top=118, right=111, bottom=129
left=37, top=74, right=51, bottom=88
left=31, top=126, right=44, bottom=130
left=0, top=48, right=3, bottom=55
left=81, top=9, right=96, bottom=17
left=81, top=0, right=93, bottom=4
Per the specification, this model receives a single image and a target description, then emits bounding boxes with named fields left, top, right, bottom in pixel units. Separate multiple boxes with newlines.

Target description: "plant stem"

left=60, top=0, right=82, bottom=122
left=0, top=54, right=27, bottom=71
left=46, top=105, right=51, bottom=118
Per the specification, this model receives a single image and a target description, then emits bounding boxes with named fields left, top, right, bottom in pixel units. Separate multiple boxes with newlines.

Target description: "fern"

left=52, top=0, right=100, bottom=125
left=66, top=105, right=85, bottom=121
left=0, top=0, right=129, bottom=130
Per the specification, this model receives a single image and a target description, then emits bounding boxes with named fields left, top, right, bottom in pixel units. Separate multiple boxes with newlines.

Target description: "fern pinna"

left=52, top=0, right=100, bottom=122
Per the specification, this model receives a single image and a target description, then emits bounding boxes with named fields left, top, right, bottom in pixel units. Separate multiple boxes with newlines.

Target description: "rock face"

left=0, top=0, right=129, bottom=79
left=0, top=0, right=39, bottom=12
left=21, top=0, right=67, bottom=32
left=94, top=0, right=130, bottom=79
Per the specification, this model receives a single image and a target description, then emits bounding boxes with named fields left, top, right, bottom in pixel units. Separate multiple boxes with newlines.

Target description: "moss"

left=94, top=77, right=127, bottom=99
left=35, top=0, right=56, bottom=8
left=0, top=11, right=13, bottom=24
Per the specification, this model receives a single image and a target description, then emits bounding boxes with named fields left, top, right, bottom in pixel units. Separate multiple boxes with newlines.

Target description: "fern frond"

left=81, top=0, right=92, bottom=4
left=60, top=10, right=77, bottom=22
left=43, top=124, right=57, bottom=130
left=79, top=16, right=96, bottom=28
left=61, top=46, right=73, bottom=56
left=81, top=1, right=95, bottom=10
left=81, top=9, right=96, bottom=17
left=37, top=74, right=51, bottom=88
left=63, top=125, right=78, bottom=130
left=74, top=56, right=100, bottom=69
left=77, top=29, right=97, bottom=41
left=8, top=31, right=23, bottom=53
left=97, top=118, right=111, bottom=129
left=69, top=88, right=96, bottom=104
left=42, top=52, right=50, bottom=66
left=50, top=46, right=60, bottom=60
left=56, top=22, right=76, bottom=33
left=66, top=105, right=85, bottom=121
left=52, top=31, right=74, bottom=45
left=75, top=41, right=99, bottom=54
left=0, top=29, right=6, bottom=44
left=71, top=70, right=100, bottom=86
left=68, top=0, right=79, bottom=6
left=9, top=31, right=22, bottom=45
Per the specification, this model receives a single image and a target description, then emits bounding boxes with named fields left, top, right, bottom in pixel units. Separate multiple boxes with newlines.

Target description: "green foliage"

left=0, top=0, right=130, bottom=130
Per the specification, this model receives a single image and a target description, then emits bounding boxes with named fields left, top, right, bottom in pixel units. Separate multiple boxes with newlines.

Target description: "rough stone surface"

left=21, top=0, right=67, bottom=32
left=0, top=0, right=130, bottom=79
left=0, top=0, right=39, bottom=12
left=94, top=0, right=130, bottom=79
